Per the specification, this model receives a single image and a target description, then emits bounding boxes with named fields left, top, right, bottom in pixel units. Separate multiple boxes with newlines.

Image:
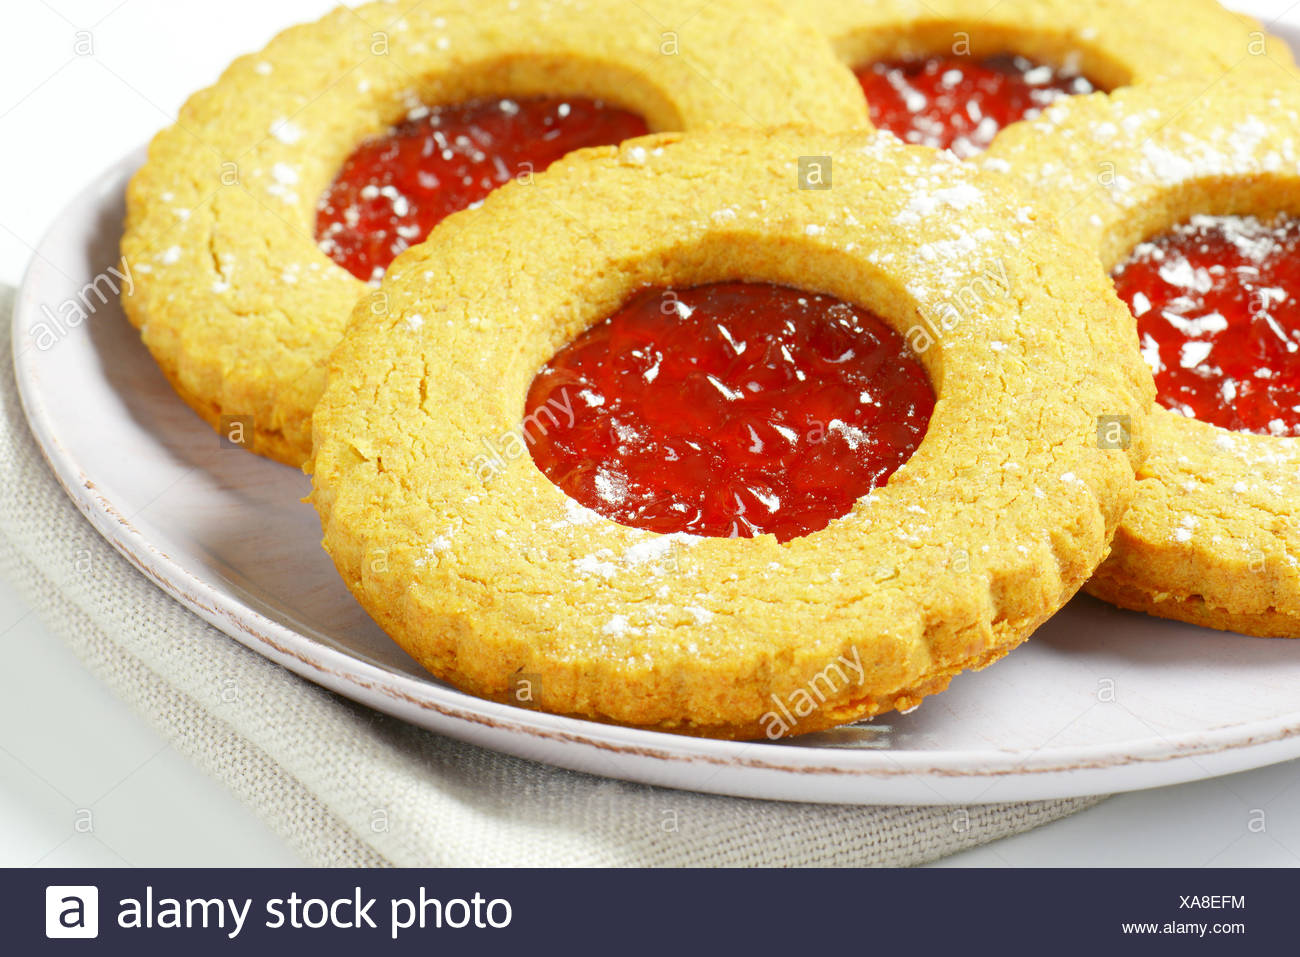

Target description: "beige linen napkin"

left=0, top=284, right=1103, bottom=866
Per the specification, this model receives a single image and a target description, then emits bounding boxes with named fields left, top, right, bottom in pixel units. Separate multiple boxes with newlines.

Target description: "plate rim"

left=11, top=147, right=1300, bottom=805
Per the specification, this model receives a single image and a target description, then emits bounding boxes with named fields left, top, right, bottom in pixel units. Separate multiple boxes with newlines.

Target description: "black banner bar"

left=9, top=868, right=1282, bottom=954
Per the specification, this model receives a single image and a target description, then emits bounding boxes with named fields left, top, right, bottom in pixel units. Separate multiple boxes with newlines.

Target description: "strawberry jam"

left=524, top=283, right=935, bottom=542
left=1111, top=214, right=1300, bottom=436
left=316, top=97, right=648, bottom=280
left=854, top=55, right=1096, bottom=158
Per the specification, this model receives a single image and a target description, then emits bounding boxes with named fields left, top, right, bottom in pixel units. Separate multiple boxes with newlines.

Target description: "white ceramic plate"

left=15, top=75, right=1300, bottom=806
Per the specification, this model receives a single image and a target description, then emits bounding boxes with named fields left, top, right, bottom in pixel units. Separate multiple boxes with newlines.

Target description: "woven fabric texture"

left=0, top=284, right=1103, bottom=866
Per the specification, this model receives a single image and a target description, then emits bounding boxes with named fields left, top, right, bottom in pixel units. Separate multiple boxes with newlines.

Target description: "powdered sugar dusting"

left=622, top=533, right=703, bottom=565
left=269, top=117, right=303, bottom=144
left=895, top=182, right=983, bottom=227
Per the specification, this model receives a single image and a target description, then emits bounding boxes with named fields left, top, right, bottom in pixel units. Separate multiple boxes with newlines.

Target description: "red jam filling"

left=1111, top=214, right=1300, bottom=436
left=854, top=54, right=1096, bottom=158
left=316, top=96, right=649, bottom=280
left=524, top=283, right=935, bottom=542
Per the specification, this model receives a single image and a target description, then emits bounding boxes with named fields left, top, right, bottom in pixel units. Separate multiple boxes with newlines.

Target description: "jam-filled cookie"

left=984, top=82, right=1300, bottom=637
left=310, top=128, right=1151, bottom=739
left=802, top=0, right=1292, bottom=158
left=122, top=0, right=868, bottom=467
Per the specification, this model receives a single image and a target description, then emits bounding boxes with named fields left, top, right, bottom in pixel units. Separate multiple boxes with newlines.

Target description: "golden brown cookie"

left=983, top=81, right=1300, bottom=637
left=803, top=0, right=1293, bottom=156
left=310, top=127, right=1152, bottom=739
left=121, top=0, right=869, bottom=467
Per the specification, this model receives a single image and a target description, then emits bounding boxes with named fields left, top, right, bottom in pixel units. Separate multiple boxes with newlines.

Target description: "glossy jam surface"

left=854, top=54, right=1096, bottom=158
left=316, top=96, right=649, bottom=280
left=525, top=283, right=935, bottom=542
left=1112, top=214, right=1300, bottom=436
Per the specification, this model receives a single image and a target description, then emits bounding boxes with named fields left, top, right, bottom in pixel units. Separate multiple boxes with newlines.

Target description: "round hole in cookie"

left=522, top=280, right=936, bottom=543
left=312, top=56, right=671, bottom=281
left=1104, top=177, right=1300, bottom=436
left=315, top=95, right=648, bottom=280
left=838, top=24, right=1119, bottom=158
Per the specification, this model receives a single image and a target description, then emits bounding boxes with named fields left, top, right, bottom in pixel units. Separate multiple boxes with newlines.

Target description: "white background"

left=1, top=0, right=1299, bottom=867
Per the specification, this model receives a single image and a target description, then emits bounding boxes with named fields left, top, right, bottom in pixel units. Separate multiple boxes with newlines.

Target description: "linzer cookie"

left=983, top=81, right=1300, bottom=637
left=121, top=0, right=868, bottom=467
left=802, top=0, right=1292, bottom=157
left=309, top=128, right=1151, bottom=738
